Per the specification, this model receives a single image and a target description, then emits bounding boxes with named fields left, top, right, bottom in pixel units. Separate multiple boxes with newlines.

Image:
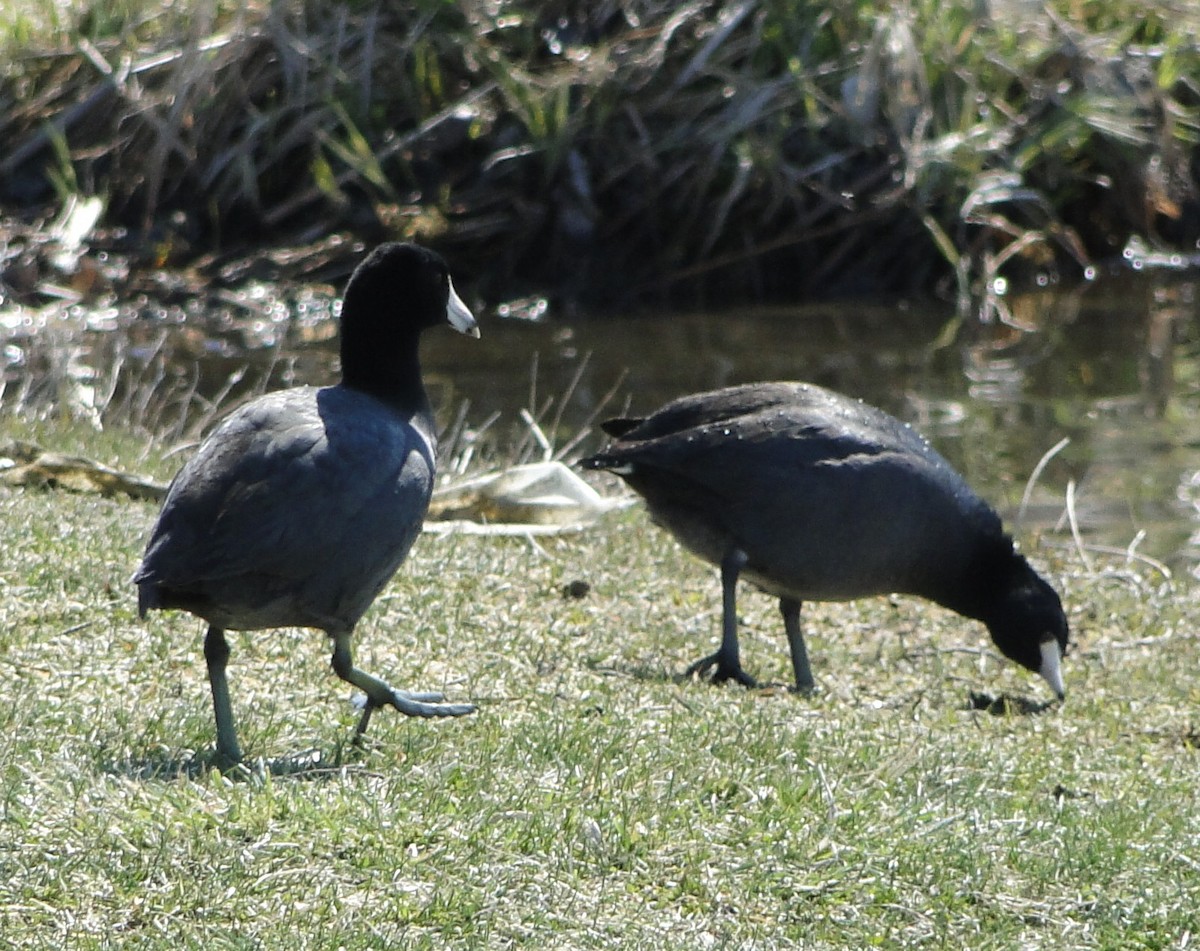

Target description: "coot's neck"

left=924, top=533, right=1020, bottom=624
left=338, top=321, right=431, bottom=416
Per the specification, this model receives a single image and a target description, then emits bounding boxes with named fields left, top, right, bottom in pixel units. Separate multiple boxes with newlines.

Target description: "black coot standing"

left=581, top=382, right=1069, bottom=698
left=135, top=243, right=479, bottom=762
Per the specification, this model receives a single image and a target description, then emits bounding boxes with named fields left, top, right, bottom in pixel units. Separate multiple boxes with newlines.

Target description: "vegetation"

left=2, top=0, right=1198, bottom=310
left=1, top=413, right=1198, bottom=948
left=2, top=3, right=1199, bottom=941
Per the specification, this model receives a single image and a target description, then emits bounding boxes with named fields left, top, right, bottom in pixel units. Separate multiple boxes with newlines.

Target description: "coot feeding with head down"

left=135, top=243, right=480, bottom=762
left=581, top=382, right=1068, bottom=699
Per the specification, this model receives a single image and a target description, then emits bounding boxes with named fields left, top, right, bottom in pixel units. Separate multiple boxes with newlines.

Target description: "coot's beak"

left=1039, top=640, right=1065, bottom=701
left=446, top=278, right=480, bottom=338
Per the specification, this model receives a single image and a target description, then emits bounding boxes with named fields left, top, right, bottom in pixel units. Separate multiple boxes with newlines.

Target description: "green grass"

left=2, top=417, right=1198, bottom=947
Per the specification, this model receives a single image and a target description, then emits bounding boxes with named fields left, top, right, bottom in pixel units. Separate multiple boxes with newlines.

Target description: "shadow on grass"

left=100, top=739, right=384, bottom=783
left=591, top=659, right=1059, bottom=715
left=1127, top=727, right=1200, bottom=750
left=585, top=659, right=678, bottom=685
left=966, top=691, right=1061, bottom=716
left=588, top=658, right=807, bottom=696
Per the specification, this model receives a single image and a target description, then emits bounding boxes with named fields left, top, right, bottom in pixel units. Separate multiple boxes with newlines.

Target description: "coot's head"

left=339, top=243, right=477, bottom=394
left=983, top=558, right=1069, bottom=699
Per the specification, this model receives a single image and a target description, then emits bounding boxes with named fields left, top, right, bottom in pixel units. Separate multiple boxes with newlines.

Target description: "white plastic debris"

left=426, top=461, right=629, bottom=535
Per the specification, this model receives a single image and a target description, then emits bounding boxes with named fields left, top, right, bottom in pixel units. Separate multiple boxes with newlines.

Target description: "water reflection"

left=4, top=270, right=1200, bottom=575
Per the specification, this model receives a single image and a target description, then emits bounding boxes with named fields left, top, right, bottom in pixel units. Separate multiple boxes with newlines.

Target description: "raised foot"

left=352, top=687, right=476, bottom=746
left=683, top=652, right=759, bottom=689
left=354, top=688, right=477, bottom=719
left=386, top=688, right=477, bottom=718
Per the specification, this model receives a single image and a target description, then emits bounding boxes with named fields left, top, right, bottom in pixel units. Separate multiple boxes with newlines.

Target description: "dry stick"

left=1119, top=529, right=1172, bottom=582
left=554, top=367, right=630, bottom=462
left=1041, top=538, right=1172, bottom=582
left=1064, top=479, right=1094, bottom=574
left=441, top=401, right=491, bottom=478
left=1117, top=533, right=1171, bottom=580
left=130, top=333, right=170, bottom=425
left=128, top=32, right=236, bottom=75
left=357, top=7, right=379, bottom=116
left=189, top=367, right=248, bottom=440
left=440, top=399, right=472, bottom=465
left=105, top=333, right=153, bottom=426
left=546, top=352, right=592, bottom=451
left=527, top=350, right=539, bottom=429
left=515, top=396, right=556, bottom=464
left=12, top=369, right=37, bottom=415
left=94, top=338, right=127, bottom=421
left=519, top=409, right=554, bottom=462
left=1015, top=436, right=1070, bottom=532
left=464, top=410, right=502, bottom=474
left=440, top=401, right=501, bottom=480
left=168, top=361, right=203, bottom=445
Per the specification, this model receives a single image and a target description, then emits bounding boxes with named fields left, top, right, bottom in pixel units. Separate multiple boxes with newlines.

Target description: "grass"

left=2, top=1, right=1198, bottom=309
left=2, top=415, right=1199, bottom=948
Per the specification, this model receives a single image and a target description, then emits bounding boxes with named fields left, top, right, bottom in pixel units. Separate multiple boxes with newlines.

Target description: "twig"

left=546, top=352, right=591, bottom=453
left=526, top=350, right=539, bottom=432
left=1104, top=631, right=1193, bottom=651
left=188, top=366, right=248, bottom=439
left=519, top=408, right=553, bottom=462
left=1064, top=479, right=1093, bottom=574
left=1039, top=537, right=1171, bottom=581
left=555, top=368, right=629, bottom=462
left=1016, top=436, right=1070, bottom=532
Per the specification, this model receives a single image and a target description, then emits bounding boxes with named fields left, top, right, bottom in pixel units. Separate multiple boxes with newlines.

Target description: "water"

left=5, top=269, right=1200, bottom=576
left=433, top=274, right=1200, bottom=580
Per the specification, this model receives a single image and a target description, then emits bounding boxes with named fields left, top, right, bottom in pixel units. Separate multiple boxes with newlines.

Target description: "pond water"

left=5, top=268, right=1200, bottom=578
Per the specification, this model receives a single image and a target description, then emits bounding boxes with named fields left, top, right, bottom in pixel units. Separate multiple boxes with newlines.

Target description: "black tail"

left=599, top=416, right=644, bottom=438
left=578, top=416, right=645, bottom=471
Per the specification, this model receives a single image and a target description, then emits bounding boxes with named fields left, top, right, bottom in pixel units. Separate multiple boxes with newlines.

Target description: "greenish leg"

left=329, top=631, right=476, bottom=743
left=204, top=624, right=243, bottom=763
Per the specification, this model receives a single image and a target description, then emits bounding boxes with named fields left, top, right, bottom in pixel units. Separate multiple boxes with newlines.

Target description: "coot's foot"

left=683, top=652, right=759, bottom=688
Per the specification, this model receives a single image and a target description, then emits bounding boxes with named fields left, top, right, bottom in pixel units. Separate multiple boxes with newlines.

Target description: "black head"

left=339, top=243, right=477, bottom=396
left=981, top=555, right=1069, bottom=699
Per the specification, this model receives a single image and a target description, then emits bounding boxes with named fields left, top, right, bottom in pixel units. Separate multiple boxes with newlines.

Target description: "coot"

left=135, top=243, right=479, bottom=761
left=581, top=382, right=1068, bottom=698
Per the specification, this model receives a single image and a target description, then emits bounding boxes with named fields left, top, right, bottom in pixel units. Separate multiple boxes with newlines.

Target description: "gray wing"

left=136, top=387, right=435, bottom=597
left=599, top=390, right=1003, bottom=597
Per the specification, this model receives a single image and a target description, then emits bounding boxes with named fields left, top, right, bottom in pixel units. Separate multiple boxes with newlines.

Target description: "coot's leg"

left=204, top=624, right=243, bottom=763
left=684, top=548, right=758, bottom=688
left=329, top=631, right=476, bottom=742
left=780, top=597, right=815, bottom=693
